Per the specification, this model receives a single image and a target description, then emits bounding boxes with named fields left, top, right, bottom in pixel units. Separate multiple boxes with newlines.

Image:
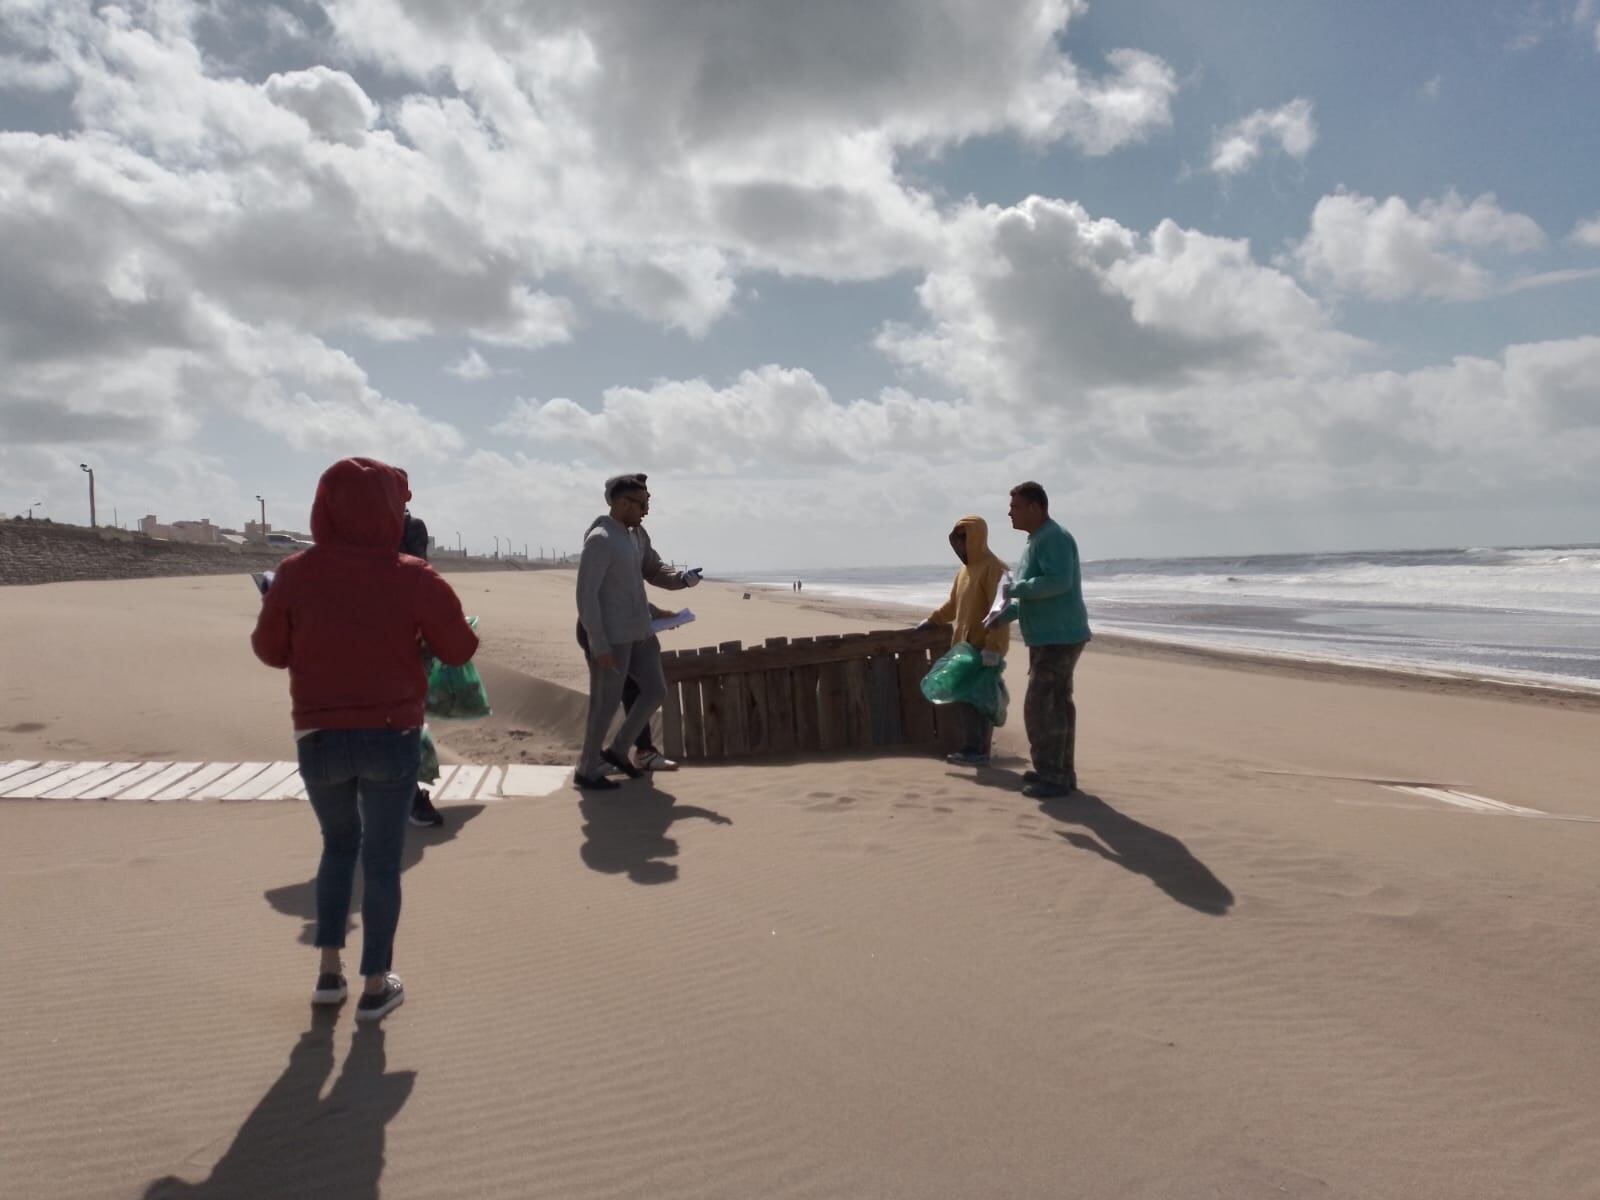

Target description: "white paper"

left=982, top=570, right=1013, bottom=627
left=651, top=609, right=697, bottom=634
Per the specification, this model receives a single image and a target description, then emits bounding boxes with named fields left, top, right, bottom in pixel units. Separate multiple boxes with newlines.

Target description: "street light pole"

left=493, top=535, right=500, bottom=559
left=455, top=531, right=462, bottom=554
left=27, top=500, right=41, bottom=519
left=255, top=494, right=267, bottom=533
left=78, top=464, right=96, bottom=528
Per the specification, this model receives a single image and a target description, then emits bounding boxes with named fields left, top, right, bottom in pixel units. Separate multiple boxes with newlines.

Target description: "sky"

left=1, top=0, right=1598, bottom=570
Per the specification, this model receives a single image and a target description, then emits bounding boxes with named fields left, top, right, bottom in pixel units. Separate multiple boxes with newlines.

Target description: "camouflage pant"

left=1025, top=642, right=1086, bottom=788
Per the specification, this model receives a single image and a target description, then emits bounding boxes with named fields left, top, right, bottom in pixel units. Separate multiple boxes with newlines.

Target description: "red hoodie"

left=251, top=458, right=479, bottom=731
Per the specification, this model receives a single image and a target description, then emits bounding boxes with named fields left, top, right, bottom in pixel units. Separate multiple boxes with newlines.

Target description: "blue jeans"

left=296, top=729, right=421, bottom=978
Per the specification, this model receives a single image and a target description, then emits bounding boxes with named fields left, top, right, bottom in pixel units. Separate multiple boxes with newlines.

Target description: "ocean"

left=739, top=544, right=1600, bottom=693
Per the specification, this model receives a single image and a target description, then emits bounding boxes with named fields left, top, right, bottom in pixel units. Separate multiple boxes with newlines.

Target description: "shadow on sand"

left=969, top=767, right=1234, bottom=915
left=143, top=1008, right=413, bottom=1199
left=579, top=781, right=731, bottom=884
left=265, top=803, right=487, bottom=944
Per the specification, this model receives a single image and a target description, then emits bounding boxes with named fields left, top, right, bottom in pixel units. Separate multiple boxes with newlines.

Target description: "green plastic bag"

left=418, top=725, right=441, bottom=784
left=425, top=616, right=491, bottom=719
left=920, top=642, right=1009, bottom=727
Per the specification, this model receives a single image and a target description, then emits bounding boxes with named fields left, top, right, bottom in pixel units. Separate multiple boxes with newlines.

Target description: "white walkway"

left=0, top=760, right=571, bottom=802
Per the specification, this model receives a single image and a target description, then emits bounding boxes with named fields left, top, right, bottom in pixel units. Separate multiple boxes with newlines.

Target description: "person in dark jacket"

left=252, top=457, right=479, bottom=1022
left=395, top=495, right=446, bottom=828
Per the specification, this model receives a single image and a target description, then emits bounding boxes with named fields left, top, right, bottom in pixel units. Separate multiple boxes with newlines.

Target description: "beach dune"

left=3, top=570, right=1599, bottom=1199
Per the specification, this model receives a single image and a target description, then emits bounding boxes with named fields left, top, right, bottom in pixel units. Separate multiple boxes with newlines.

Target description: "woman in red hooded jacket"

left=252, top=458, right=479, bottom=1021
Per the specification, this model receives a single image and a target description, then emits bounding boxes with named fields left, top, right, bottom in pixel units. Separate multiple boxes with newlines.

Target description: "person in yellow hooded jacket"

left=917, top=515, right=1011, bottom=766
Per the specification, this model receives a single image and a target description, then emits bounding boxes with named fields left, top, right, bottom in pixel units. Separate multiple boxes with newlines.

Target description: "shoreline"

left=740, top=581, right=1600, bottom=714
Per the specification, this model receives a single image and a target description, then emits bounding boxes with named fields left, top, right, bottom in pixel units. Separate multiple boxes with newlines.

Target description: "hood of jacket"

left=952, top=515, right=1001, bottom=569
left=309, top=457, right=406, bottom=551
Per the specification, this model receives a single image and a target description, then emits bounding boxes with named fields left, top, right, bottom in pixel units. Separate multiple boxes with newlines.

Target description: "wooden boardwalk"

left=0, top=760, right=571, bottom=802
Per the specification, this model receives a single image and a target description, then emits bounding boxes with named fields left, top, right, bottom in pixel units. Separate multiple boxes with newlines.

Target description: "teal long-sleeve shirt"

left=994, top=518, right=1092, bottom=647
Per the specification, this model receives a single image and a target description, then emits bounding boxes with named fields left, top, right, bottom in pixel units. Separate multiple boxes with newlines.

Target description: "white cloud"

left=262, top=67, right=378, bottom=147
left=1421, top=75, right=1443, bottom=100
left=446, top=348, right=494, bottom=380
left=493, top=365, right=1016, bottom=472
left=1573, top=213, right=1600, bottom=247
left=1576, top=0, right=1600, bottom=49
left=0, top=0, right=1179, bottom=467
left=1209, top=98, right=1317, bottom=176
left=1292, top=190, right=1546, bottom=301
left=876, top=197, right=1361, bottom=415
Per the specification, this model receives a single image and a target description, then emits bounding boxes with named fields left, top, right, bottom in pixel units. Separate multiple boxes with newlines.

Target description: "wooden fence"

left=659, top=627, right=964, bottom=763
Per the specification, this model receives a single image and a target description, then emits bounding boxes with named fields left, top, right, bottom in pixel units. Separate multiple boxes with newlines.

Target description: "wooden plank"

left=843, top=659, right=872, bottom=748
left=191, top=762, right=273, bottom=800
left=662, top=627, right=949, bottom=680
left=662, top=679, right=685, bottom=761
left=499, top=764, right=572, bottom=797
left=88, top=761, right=167, bottom=799
left=743, top=670, right=771, bottom=755
left=926, top=646, right=966, bottom=754
left=222, top=761, right=300, bottom=801
left=816, top=661, right=849, bottom=752
left=790, top=638, right=822, bottom=753
left=721, top=672, right=750, bottom=757
left=42, top=761, right=143, bottom=799
left=157, top=762, right=239, bottom=802
left=477, top=766, right=504, bottom=799
left=679, top=675, right=706, bottom=762
left=897, top=649, right=938, bottom=745
left=438, top=763, right=488, bottom=801
left=0, top=761, right=70, bottom=794
left=868, top=656, right=904, bottom=747
left=0, top=760, right=41, bottom=786
left=117, top=762, right=204, bottom=802
left=701, top=676, right=727, bottom=760
left=12, top=761, right=108, bottom=799
left=764, top=667, right=796, bottom=754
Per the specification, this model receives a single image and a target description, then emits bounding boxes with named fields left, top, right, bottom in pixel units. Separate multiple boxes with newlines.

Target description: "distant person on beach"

left=574, top=473, right=700, bottom=774
left=251, top=457, right=479, bottom=1022
left=919, top=515, right=1011, bottom=766
left=396, top=492, right=446, bottom=828
left=985, top=481, right=1091, bottom=799
left=575, top=474, right=672, bottom=790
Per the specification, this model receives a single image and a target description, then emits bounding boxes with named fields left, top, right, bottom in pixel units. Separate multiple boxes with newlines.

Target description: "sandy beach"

left=3, top=569, right=1600, bottom=1199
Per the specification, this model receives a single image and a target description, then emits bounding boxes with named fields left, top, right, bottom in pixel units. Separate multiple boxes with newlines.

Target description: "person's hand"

left=980, top=649, right=1001, bottom=668
left=683, top=567, right=703, bottom=588
left=596, top=652, right=619, bottom=672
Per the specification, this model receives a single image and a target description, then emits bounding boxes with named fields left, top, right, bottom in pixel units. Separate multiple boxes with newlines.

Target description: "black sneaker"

left=573, top=772, right=621, bottom=791
left=946, top=751, right=990, bottom=767
left=355, top=973, right=404, bottom=1022
left=600, top=749, right=643, bottom=779
left=1023, top=780, right=1076, bottom=799
left=410, top=788, right=445, bottom=828
left=311, top=972, right=348, bottom=1006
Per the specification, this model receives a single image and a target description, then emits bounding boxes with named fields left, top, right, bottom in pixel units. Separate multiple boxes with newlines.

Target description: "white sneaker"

left=631, top=747, right=679, bottom=772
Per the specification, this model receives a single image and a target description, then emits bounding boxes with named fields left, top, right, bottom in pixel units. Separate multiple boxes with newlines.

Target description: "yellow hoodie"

left=926, top=516, right=1010, bottom=656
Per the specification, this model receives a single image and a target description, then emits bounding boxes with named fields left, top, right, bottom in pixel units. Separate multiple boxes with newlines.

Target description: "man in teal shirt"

left=985, top=481, right=1091, bottom=799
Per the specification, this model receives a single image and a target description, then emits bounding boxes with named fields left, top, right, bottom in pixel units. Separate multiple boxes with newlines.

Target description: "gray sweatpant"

left=578, top=636, right=667, bottom=777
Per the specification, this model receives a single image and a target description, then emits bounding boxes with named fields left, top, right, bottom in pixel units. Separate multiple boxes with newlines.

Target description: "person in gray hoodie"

left=574, top=475, right=669, bottom=790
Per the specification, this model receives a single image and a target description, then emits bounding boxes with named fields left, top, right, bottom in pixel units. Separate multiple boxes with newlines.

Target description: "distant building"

left=139, top=515, right=223, bottom=544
